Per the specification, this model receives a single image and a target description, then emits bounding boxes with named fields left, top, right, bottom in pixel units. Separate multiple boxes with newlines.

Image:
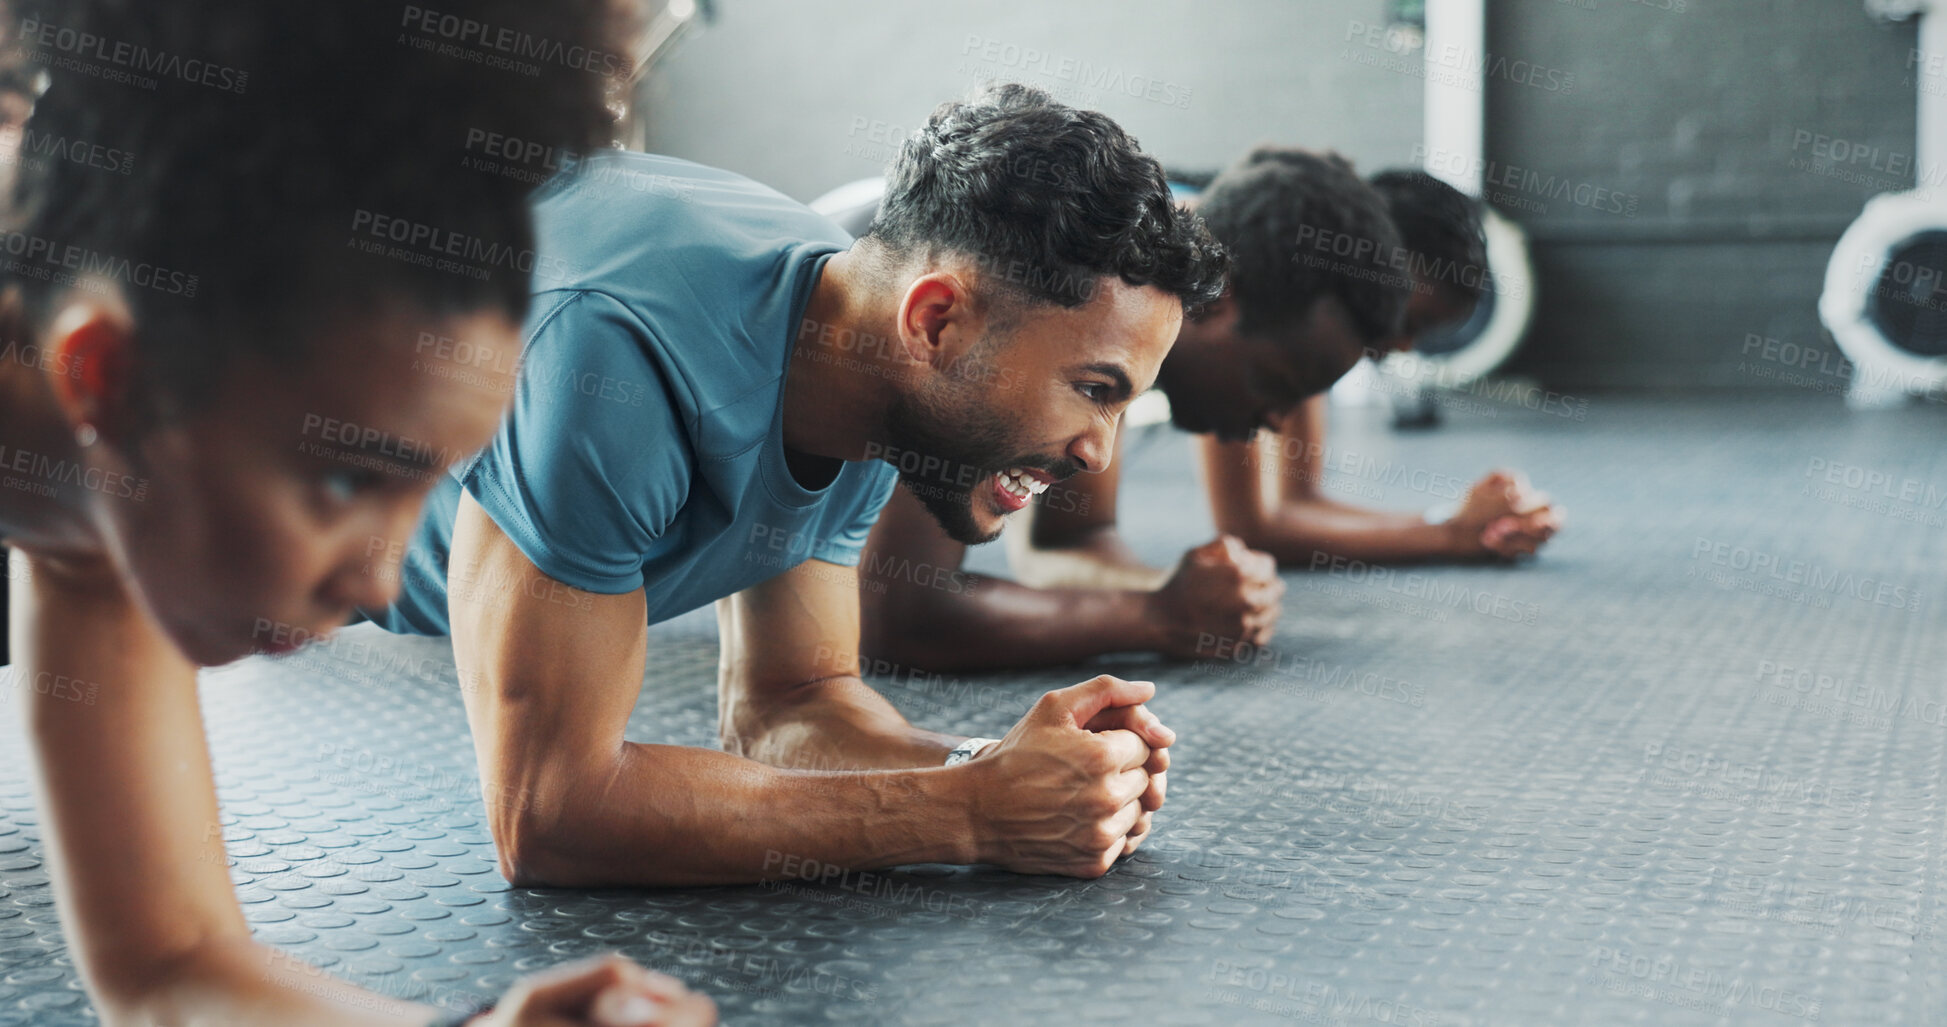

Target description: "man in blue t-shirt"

left=367, top=83, right=1227, bottom=887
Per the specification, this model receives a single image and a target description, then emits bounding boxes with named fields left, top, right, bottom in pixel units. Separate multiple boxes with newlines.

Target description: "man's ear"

left=894, top=271, right=979, bottom=370
left=44, top=293, right=136, bottom=442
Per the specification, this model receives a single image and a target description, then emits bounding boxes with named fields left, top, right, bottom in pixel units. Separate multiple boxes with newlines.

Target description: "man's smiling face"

left=886, top=278, right=1182, bottom=545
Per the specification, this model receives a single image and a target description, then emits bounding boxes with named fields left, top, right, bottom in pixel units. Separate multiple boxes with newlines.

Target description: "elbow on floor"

left=489, top=792, right=602, bottom=888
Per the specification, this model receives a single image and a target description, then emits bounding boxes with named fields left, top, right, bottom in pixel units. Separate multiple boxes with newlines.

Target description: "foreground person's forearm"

left=110, top=935, right=434, bottom=1027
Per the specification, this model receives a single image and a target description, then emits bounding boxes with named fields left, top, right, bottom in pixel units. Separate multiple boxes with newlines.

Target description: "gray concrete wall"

left=1486, top=0, right=1919, bottom=390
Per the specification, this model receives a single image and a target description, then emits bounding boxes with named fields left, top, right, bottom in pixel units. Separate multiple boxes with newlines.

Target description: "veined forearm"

left=725, top=675, right=962, bottom=771
left=504, top=742, right=976, bottom=887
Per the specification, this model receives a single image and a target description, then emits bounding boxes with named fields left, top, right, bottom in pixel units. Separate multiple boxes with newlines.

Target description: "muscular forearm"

left=725, top=675, right=963, bottom=771
left=1246, top=500, right=1461, bottom=566
left=505, top=743, right=976, bottom=887
left=864, top=575, right=1162, bottom=672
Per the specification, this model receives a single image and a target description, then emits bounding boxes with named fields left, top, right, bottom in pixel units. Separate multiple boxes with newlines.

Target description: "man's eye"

left=1076, top=382, right=1109, bottom=402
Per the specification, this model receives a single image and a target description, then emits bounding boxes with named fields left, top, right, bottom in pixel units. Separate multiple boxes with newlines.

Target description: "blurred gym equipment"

left=1818, top=0, right=1947, bottom=407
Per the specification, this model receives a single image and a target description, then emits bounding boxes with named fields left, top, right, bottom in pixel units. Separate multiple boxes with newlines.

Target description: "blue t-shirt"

left=375, top=151, right=898, bottom=636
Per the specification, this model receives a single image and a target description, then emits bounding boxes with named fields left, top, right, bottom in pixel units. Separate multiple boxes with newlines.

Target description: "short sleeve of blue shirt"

left=462, top=289, right=690, bottom=595
left=808, top=469, right=899, bottom=568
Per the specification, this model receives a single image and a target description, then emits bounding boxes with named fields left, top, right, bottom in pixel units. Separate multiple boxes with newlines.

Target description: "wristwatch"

left=944, top=737, right=1001, bottom=766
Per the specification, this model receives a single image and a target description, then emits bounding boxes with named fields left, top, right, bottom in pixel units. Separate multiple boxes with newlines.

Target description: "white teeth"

left=997, top=468, right=1048, bottom=501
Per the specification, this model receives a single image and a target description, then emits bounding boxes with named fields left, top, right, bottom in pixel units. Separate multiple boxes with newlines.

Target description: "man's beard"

left=882, top=383, right=1023, bottom=546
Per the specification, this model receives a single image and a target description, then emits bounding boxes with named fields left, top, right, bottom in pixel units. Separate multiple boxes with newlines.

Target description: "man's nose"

left=1068, top=416, right=1117, bottom=474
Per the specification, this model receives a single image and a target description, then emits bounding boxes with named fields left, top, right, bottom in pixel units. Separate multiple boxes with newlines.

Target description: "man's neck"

left=782, top=247, right=899, bottom=463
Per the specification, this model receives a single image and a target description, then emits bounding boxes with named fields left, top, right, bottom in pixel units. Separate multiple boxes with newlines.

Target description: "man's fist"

left=962, top=675, right=1173, bottom=877
left=1447, top=470, right=1561, bottom=560
left=1146, top=536, right=1285, bottom=658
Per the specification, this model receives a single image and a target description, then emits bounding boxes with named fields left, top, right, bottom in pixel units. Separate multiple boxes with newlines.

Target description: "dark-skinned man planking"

left=853, top=150, right=1563, bottom=674
left=362, top=83, right=1229, bottom=886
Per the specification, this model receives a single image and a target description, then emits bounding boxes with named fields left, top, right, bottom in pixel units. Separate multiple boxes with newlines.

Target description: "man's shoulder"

left=535, top=152, right=849, bottom=273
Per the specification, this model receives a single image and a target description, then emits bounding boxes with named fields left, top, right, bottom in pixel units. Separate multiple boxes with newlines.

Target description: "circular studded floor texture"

left=2, top=395, right=1944, bottom=1025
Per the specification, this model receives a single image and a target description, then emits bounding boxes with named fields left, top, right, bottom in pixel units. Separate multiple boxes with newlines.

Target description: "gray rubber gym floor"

left=2, top=393, right=1945, bottom=1025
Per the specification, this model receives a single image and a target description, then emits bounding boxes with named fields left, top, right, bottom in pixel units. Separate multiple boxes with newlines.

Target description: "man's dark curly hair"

left=864, top=83, right=1226, bottom=317
left=1197, top=146, right=1407, bottom=343
left=8, top=0, right=628, bottom=421
left=1368, top=169, right=1488, bottom=302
